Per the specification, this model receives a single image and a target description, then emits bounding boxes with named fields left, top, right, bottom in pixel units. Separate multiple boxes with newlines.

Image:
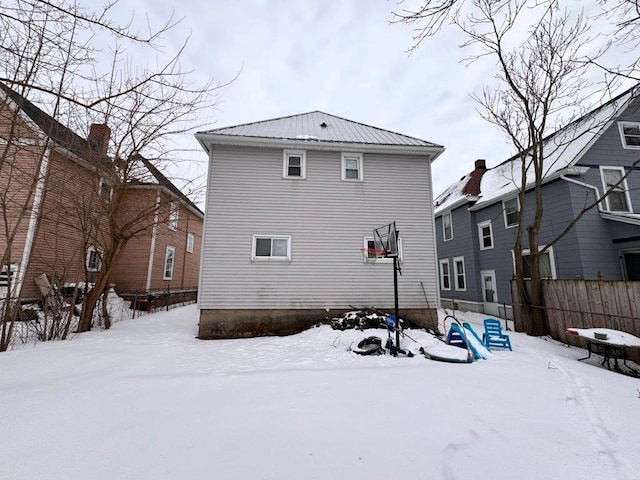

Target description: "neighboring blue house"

left=434, top=86, right=640, bottom=320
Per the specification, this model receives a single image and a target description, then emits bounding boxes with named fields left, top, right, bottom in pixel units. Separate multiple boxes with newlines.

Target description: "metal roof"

left=198, top=111, right=442, bottom=148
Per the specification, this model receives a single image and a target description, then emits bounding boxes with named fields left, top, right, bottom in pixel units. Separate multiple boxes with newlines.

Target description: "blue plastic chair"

left=482, top=318, right=512, bottom=351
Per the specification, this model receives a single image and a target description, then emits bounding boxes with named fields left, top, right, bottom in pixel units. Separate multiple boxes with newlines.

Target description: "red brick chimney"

left=88, top=123, right=111, bottom=155
left=462, top=159, right=487, bottom=196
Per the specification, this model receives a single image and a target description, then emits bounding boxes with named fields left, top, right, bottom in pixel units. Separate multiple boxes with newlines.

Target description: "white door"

left=481, top=270, right=499, bottom=317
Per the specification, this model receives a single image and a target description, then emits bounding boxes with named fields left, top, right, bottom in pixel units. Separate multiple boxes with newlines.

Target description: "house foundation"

left=198, top=307, right=439, bottom=339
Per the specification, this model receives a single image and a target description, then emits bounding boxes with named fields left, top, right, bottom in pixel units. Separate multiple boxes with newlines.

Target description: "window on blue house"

left=478, top=220, right=493, bottom=250
left=600, top=166, right=632, bottom=213
left=443, top=212, right=453, bottom=241
left=439, top=259, right=451, bottom=290
left=453, top=256, right=466, bottom=291
left=503, top=198, right=519, bottom=228
left=618, top=122, right=640, bottom=149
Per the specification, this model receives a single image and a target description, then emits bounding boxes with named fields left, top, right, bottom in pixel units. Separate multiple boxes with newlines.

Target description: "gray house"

left=195, top=111, right=444, bottom=338
left=434, top=86, right=640, bottom=319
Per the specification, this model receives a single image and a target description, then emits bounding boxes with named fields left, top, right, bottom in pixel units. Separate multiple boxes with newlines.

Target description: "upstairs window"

left=283, top=150, right=306, bottom=179
left=341, top=153, right=363, bottom=181
left=186, top=233, right=195, bottom=253
left=478, top=220, right=493, bottom=250
left=442, top=212, right=453, bottom=241
left=600, top=166, right=632, bottom=213
left=503, top=197, right=519, bottom=228
left=168, top=201, right=179, bottom=230
left=252, top=235, right=291, bottom=261
left=86, top=246, right=103, bottom=272
left=98, top=178, right=112, bottom=202
left=618, top=122, right=640, bottom=149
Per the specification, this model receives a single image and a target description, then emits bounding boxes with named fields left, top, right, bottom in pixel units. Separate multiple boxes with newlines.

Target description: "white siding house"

left=195, top=111, right=445, bottom=339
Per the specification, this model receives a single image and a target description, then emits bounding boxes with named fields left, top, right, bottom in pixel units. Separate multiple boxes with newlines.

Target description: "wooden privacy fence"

left=511, top=279, right=640, bottom=363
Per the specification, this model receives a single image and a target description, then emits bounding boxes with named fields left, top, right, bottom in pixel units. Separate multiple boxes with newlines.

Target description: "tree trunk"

left=77, top=270, right=111, bottom=332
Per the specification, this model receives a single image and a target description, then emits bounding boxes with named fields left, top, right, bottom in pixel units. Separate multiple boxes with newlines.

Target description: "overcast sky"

left=108, top=1, right=526, bottom=203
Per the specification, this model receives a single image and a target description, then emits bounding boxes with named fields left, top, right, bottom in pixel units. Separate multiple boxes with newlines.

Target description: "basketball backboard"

left=373, top=222, right=398, bottom=258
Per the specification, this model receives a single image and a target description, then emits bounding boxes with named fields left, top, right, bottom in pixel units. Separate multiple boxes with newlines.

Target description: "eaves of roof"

left=0, top=82, right=112, bottom=172
left=434, top=195, right=479, bottom=217
left=195, top=132, right=445, bottom=160
left=468, top=169, right=568, bottom=212
left=135, top=156, right=204, bottom=218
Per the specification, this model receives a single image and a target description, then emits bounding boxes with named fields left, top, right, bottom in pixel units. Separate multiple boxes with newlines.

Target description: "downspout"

left=13, top=147, right=52, bottom=298
left=145, top=188, right=162, bottom=291
left=559, top=175, right=604, bottom=213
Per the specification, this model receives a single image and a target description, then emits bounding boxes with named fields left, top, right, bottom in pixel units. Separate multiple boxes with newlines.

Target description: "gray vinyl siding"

left=199, top=144, right=438, bottom=311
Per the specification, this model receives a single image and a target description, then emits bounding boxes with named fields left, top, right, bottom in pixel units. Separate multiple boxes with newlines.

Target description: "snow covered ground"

left=1, top=305, right=639, bottom=480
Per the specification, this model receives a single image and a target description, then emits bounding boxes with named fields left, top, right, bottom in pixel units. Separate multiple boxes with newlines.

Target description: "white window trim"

left=453, top=256, right=466, bottom=291
left=617, top=121, right=640, bottom=150
left=439, top=259, right=451, bottom=291
left=283, top=150, right=307, bottom=179
left=442, top=211, right=453, bottom=241
left=477, top=220, right=494, bottom=250
left=163, top=246, right=175, bottom=280
left=362, top=237, right=403, bottom=263
left=168, top=201, right=179, bottom=231
left=98, top=177, right=112, bottom=202
left=341, top=152, right=363, bottom=181
left=86, top=246, right=103, bottom=272
left=512, top=245, right=557, bottom=280
left=186, top=232, right=195, bottom=253
left=599, top=166, right=633, bottom=213
left=251, top=235, right=292, bottom=261
left=503, top=197, right=520, bottom=229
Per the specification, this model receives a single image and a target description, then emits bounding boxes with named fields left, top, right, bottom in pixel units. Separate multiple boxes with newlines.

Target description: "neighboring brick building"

left=0, top=82, right=202, bottom=303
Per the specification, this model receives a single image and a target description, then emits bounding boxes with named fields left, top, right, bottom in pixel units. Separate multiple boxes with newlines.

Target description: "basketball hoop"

left=361, top=247, right=386, bottom=264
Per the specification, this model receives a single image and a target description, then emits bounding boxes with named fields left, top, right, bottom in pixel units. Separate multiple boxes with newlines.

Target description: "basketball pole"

left=393, top=255, right=400, bottom=348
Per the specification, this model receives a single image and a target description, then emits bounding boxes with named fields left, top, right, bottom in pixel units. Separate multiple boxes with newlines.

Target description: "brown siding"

left=110, top=188, right=203, bottom=294
left=0, top=99, right=45, bottom=269
left=148, top=193, right=202, bottom=292
left=109, top=188, right=157, bottom=293
left=23, top=150, right=108, bottom=298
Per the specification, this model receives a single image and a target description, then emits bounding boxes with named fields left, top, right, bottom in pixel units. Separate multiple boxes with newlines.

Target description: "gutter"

left=559, top=174, right=604, bottom=213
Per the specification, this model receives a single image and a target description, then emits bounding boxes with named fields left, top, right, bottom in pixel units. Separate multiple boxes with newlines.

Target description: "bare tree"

left=1, top=0, right=219, bottom=348
left=393, top=0, right=639, bottom=335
